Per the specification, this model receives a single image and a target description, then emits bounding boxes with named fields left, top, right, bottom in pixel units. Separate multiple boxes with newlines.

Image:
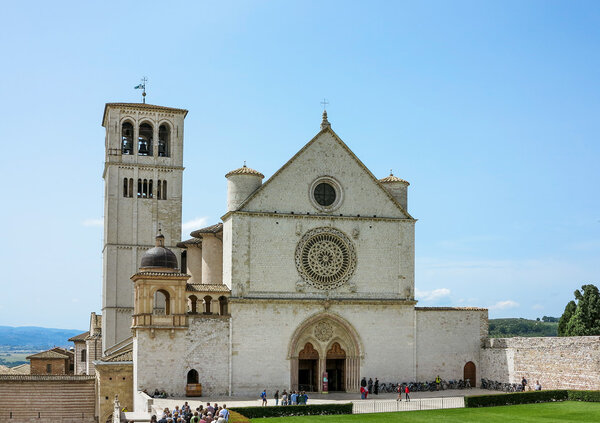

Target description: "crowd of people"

left=261, top=389, right=309, bottom=406
left=149, top=402, right=230, bottom=423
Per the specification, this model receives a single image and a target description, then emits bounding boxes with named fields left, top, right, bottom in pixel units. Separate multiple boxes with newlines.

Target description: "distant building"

left=27, top=348, right=74, bottom=375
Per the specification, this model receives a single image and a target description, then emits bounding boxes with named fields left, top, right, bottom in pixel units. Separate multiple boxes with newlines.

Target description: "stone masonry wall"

left=416, top=308, right=488, bottom=386
left=95, top=363, right=133, bottom=423
left=481, top=336, right=600, bottom=390
left=30, top=358, right=68, bottom=375
left=0, top=375, right=96, bottom=423
left=134, top=316, right=230, bottom=397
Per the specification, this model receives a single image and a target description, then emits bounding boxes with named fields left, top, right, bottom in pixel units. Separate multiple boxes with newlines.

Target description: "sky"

left=0, top=1, right=598, bottom=330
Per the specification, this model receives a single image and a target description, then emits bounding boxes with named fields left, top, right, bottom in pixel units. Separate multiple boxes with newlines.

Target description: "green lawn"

left=251, top=402, right=600, bottom=422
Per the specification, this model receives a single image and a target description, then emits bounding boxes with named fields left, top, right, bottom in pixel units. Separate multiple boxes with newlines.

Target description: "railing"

left=352, top=397, right=464, bottom=414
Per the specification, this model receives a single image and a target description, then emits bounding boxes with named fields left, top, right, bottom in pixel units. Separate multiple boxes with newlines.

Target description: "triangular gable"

left=234, top=127, right=413, bottom=219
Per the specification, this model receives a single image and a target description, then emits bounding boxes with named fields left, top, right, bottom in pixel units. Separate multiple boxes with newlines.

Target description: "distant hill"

left=489, top=318, right=558, bottom=338
left=0, top=326, right=85, bottom=348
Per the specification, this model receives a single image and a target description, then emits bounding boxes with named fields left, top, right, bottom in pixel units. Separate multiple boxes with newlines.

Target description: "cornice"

left=230, top=297, right=417, bottom=306
left=222, top=210, right=417, bottom=223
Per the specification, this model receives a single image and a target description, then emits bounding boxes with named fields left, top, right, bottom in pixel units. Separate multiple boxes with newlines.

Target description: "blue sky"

left=0, top=1, right=598, bottom=330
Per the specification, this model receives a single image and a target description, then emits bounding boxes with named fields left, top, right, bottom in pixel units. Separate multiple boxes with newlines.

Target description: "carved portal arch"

left=288, top=312, right=362, bottom=393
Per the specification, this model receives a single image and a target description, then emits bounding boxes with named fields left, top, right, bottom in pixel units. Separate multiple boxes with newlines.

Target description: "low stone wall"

left=481, top=336, right=600, bottom=390
left=0, top=375, right=96, bottom=423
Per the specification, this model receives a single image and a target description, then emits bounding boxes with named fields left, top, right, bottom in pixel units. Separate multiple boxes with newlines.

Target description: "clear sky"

left=0, top=1, right=598, bottom=330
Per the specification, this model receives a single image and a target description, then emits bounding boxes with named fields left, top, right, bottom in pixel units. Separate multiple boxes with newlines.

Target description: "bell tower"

left=101, top=103, right=188, bottom=352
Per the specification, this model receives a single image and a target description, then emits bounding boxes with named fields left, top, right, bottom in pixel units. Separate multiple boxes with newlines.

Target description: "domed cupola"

left=225, top=163, right=264, bottom=212
left=140, top=230, right=178, bottom=270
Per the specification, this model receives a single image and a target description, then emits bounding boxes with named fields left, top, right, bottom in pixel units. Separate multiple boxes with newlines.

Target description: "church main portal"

left=289, top=313, right=361, bottom=393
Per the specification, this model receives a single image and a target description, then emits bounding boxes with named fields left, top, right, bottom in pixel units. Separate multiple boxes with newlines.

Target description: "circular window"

left=295, top=227, right=357, bottom=290
left=309, top=177, right=343, bottom=211
left=314, top=183, right=336, bottom=206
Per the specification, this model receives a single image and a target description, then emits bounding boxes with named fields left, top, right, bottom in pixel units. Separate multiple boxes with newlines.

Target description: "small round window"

left=314, top=183, right=336, bottom=206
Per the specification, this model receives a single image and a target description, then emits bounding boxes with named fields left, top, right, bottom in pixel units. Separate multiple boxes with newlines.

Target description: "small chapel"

left=85, top=102, right=487, bottom=421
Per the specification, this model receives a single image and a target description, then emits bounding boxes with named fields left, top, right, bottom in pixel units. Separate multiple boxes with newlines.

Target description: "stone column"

left=290, top=358, right=298, bottom=391
left=319, top=357, right=326, bottom=392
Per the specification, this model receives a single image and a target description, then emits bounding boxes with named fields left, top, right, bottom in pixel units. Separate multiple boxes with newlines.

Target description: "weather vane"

left=134, top=77, right=148, bottom=104
left=320, top=98, right=329, bottom=111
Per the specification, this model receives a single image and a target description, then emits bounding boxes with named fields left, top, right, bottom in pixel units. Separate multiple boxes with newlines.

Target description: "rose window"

left=295, top=227, right=356, bottom=289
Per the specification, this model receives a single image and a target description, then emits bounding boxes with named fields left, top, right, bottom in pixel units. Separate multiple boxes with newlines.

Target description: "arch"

left=137, top=179, right=142, bottom=197
left=188, top=294, right=198, bottom=314
left=288, top=312, right=363, bottom=359
left=299, top=342, right=319, bottom=359
left=203, top=295, right=212, bottom=314
left=129, top=178, right=133, bottom=198
left=158, top=123, right=170, bottom=157
left=288, top=312, right=362, bottom=393
left=218, top=296, right=228, bottom=315
left=153, top=289, right=171, bottom=315
left=121, top=121, right=134, bottom=155
left=157, top=179, right=162, bottom=200
left=187, top=369, right=199, bottom=384
left=464, top=361, right=476, bottom=387
left=162, top=180, right=167, bottom=200
left=143, top=179, right=148, bottom=198
left=298, top=342, right=319, bottom=392
left=123, top=178, right=128, bottom=197
left=81, top=349, right=86, bottom=362
left=149, top=179, right=153, bottom=199
left=138, top=122, right=153, bottom=156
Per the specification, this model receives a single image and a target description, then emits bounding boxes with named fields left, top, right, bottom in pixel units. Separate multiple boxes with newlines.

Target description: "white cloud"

left=181, top=217, right=209, bottom=235
left=82, top=218, right=103, bottom=227
left=489, top=300, right=519, bottom=310
left=415, top=288, right=451, bottom=302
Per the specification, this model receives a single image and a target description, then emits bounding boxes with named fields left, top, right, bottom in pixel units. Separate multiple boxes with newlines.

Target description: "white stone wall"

left=415, top=308, right=488, bottom=385
left=134, top=316, right=230, bottom=397
left=481, top=336, right=600, bottom=390
left=186, top=245, right=203, bottom=284
left=230, top=301, right=416, bottom=394
left=227, top=213, right=414, bottom=298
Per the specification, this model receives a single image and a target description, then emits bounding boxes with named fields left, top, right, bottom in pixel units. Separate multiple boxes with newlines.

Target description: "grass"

left=250, top=402, right=600, bottom=422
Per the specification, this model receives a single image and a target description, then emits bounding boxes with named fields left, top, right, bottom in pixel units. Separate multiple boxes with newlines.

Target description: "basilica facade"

left=91, top=102, right=486, bottom=420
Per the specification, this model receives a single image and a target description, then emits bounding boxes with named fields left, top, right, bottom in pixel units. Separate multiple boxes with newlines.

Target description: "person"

left=190, top=412, right=200, bottom=423
left=150, top=416, right=158, bottom=423
left=368, top=378, right=373, bottom=394
left=374, top=378, right=379, bottom=395
left=405, top=385, right=410, bottom=401
left=281, top=390, right=288, bottom=405
left=206, top=403, right=214, bottom=415
left=274, top=389, right=280, bottom=406
left=302, top=391, right=309, bottom=405
left=219, top=404, right=230, bottom=422
left=534, top=380, right=542, bottom=391
left=361, top=377, right=367, bottom=390
left=360, top=385, right=366, bottom=400
left=291, top=391, right=298, bottom=405
left=260, top=389, right=267, bottom=406
left=521, top=377, right=528, bottom=391
left=435, top=375, right=441, bottom=391
left=396, top=383, right=402, bottom=401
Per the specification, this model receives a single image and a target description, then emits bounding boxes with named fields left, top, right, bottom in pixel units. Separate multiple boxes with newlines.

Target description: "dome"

left=140, top=232, right=178, bottom=270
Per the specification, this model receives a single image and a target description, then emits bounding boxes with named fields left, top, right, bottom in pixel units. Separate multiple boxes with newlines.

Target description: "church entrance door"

left=298, top=343, right=319, bottom=392
left=464, top=361, right=476, bottom=387
left=326, top=342, right=346, bottom=392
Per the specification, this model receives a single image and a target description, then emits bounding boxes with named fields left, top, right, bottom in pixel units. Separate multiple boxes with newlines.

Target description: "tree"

left=558, top=284, right=600, bottom=336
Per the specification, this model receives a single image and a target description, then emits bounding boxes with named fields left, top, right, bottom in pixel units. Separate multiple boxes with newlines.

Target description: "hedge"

left=229, top=403, right=353, bottom=419
left=465, top=390, right=569, bottom=407
left=568, top=390, right=600, bottom=402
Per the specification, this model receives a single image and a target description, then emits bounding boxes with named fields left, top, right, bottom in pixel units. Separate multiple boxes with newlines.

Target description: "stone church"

left=90, top=101, right=487, bottom=420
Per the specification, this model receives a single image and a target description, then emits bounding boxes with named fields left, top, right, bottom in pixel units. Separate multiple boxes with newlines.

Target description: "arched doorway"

left=187, top=369, right=199, bottom=384
left=464, top=361, right=476, bottom=387
left=288, top=313, right=362, bottom=393
left=326, top=342, right=346, bottom=391
left=298, top=343, right=318, bottom=392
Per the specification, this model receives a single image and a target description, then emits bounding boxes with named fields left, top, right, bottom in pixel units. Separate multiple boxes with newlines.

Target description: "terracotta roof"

left=0, top=375, right=95, bottom=381
left=176, top=237, right=202, bottom=248
left=68, top=331, right=89, bottom=342
left=379, top=173, right=410, bottom=185
left=190, top=223, right=223, bottom=237
left=133, top=271, right=189, bottom=278
left=26, top=348, right=73, bottom=360
left=186, top=283, right=231, bottom=293
left=225, top=165, right=264, bottom=178
left=102, top=103, right=188, bottom=125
